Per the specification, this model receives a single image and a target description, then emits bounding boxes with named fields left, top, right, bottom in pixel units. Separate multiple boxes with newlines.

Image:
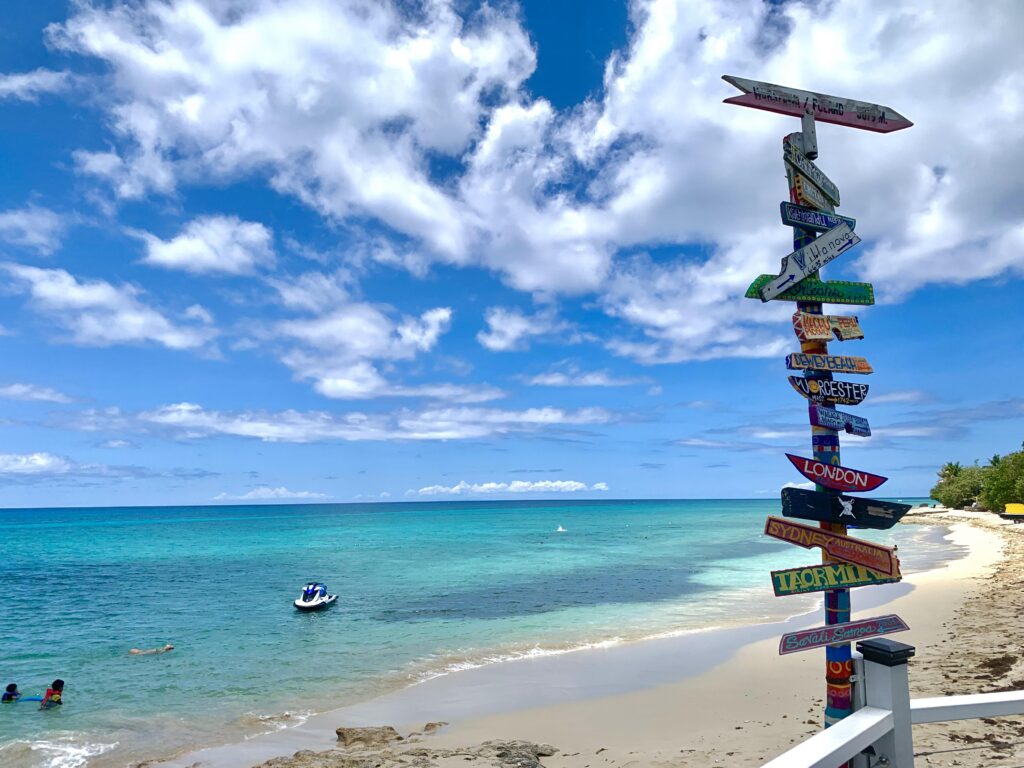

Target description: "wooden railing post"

left=858, top=639, right=916, bottom=767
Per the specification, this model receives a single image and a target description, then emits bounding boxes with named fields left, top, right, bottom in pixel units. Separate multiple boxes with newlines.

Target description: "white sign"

left=784, top=141, right=840, bottom=205
left=759, top=223, right=861, bottom=301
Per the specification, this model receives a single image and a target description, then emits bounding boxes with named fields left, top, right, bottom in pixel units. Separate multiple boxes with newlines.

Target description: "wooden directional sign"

left=764, top=516, right=901, bottom=577
left=780, top=202, right=856, bottom=235
left=779, top=615, right=909, bottom=655
left=771, top=562, right=898, bottom=597
left=793, top=312, right=864, bottom=342
left=785, top=455, right=888, bottom=493
left=759, top=223, right=861, bottom=302
left=809, top=403, right=871, bottom=437
left=788, top=377, right=868, bottom=406
left=784, top=141, right=840, bottom=205
left=722, top=75, right=914, bottom=133
left=789, top=166, right=834, bottom=213
left=745, top=275, right=874, bottom=305
left=781, top=488, right=910, bottom=530
left=786, top=352, right=872, bottom=375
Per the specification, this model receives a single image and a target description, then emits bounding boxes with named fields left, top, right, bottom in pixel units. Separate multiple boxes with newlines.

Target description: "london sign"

left=779, top=615, right=909, bottom=655
left=785, top=454, right=888, bottom=492
left=764, top=516, right=901, bottom=578
left=780, top=487, right=911, bottom=530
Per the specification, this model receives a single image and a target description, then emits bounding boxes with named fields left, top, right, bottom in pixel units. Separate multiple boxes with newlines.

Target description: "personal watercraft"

left=294, top=582, right=337, bottom=611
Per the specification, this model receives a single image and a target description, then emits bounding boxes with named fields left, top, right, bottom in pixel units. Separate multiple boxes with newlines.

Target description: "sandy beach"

left=156, top=508, right=1024, bottom=768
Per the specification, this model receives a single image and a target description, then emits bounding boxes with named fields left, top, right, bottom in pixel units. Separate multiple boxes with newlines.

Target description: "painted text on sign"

left=788, top=376, right=868, bottom=405
left=792, top=312, right=864, bottom=342
left=764, top=516, right=901, bottom=577
left=785, top=454, right=888, bottom=492
left=745, top=275, right=875, bottom=305
left=778, top=615, right=909, bottom=655
left=809, top=404, right=872, bottom=436
left=771, top=562, right=898, bottom=597
left=786, top=352, right=872, bottom=375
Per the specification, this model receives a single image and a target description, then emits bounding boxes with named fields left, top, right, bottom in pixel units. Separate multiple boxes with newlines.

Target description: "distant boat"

left=556, top=525, right=566, bottom=533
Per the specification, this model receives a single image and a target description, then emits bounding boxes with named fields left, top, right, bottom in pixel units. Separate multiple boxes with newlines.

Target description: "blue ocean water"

left=0, top=498, right=948, bottom=767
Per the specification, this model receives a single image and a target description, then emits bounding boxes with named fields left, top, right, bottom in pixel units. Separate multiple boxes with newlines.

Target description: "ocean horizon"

left=0, top=497, right=948, bottom=767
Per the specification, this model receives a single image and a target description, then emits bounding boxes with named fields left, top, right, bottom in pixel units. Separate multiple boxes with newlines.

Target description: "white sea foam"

left=0, top=735, right=118, bottom=768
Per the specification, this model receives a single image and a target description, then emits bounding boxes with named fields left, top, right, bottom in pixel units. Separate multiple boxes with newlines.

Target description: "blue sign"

left=780, top=202, right=856, bottom=234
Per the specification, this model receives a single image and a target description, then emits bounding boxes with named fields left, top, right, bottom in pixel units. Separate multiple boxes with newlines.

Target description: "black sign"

left=787, top=376, right=868, bottom=405
left=781, top=487, right=910, bottom=530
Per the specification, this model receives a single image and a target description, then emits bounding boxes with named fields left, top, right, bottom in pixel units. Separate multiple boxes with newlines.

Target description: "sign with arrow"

left=786, top=352, right=872, bottom=375
left=771, top=562, right=898, bottom=597
left=780, top=202, right=856, bottom=234
left=779, top=615, right=909, bottom=655
left=759, top=223, right=861, bottom=302
left=722, top=75, right=914, bottom=133
left=781, top=487, right=910, bottom=530
left=793, top=312, right=864, bottom=342
left=789, top=166, right=834, bottom=212
left=785, top=454, right=888, bottom=493
left=784, top=141, right=840, bottom=206
left=788, top=377, right=869, bottom=405
left=809, top=404, right=871, bottom=436
left=764, top=516, right=901, bottom=577
left=745, top=275, right=874, bottom=305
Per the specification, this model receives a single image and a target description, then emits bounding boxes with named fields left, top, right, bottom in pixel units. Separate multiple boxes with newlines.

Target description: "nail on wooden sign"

left=793, top=312, right=864, bottom=342
left=771, top=562, right=898, bottom=597
left=745, top=275, right=875, bottom=305
left=778, top=615, right=909, bottom=655
left=780, top=202, right=856, bottom=234
left=781, top=488, right=910, bottom=531
left=722, top=75, right=914, bottom=133
left=788, top=376, right=869, bottom=406
left=760, top=223, right=861, bottom=302
left=809, top=404, right=871, bottom=436
left=786, top=352, right=872, bottom=375
left=764, top=516, right=901, bottom=577
left=785, top=454, right=888, bottom=493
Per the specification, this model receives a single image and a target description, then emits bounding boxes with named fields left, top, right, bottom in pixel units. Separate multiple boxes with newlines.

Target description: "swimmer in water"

left=129, top=644, right=174, bottom=655
left=39, top=679, right=63, bottom=710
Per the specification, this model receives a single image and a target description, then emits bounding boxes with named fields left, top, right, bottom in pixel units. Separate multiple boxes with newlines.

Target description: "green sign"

left=745, top=275, right=874, bottom=305
left=771, top=562, right=898, bottom=597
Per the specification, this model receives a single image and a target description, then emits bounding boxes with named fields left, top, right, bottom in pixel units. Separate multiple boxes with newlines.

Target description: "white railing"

left=760, top=639, right=1024, bottom=768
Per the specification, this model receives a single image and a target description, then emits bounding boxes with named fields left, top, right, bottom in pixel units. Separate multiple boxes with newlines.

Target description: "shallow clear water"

left=0, top=498, right=948, bottom=767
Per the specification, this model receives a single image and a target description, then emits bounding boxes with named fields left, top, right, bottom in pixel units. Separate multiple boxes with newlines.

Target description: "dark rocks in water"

left=335, top=726, right=403, bottom=747
left=255, top=739, right=560, bottom=768
left=422, top=721, right=449, bottom=733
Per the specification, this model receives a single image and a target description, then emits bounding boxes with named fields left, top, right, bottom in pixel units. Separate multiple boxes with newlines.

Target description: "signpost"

left=781, top=487, right=910, bottom=529
left=779, top=615, right=909, bottom=655
left=727, top=74, right=910, bottom=748
left=780, top=202, right=855, bottom=234
left=771, top=563, right=897, bottom=597
left=785, top=454, right=888, bottom=493
left=809, top=404, right=871, bottom=437
left=759, top=222, right=861, bottom=301
left=788, top=376, right=868, bottom=405
left=793, top=312, right=864, bottom=342
left=745, top=275, right=875, bottom=305
left=764, top=516, right=901, bottom=578
left=786, top=352, right=872, bottom=375
left=722, top=75, right=914, bottom=133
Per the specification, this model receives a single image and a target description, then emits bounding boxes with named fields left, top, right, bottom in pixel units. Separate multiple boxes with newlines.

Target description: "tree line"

left=930, top=443, right=1024, bottom=511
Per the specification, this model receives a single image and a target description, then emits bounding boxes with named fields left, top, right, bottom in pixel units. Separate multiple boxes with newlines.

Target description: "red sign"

left=779, top=614, right=909, bottom=655
left=764, top=516, right=901, bottom=578
left=785, top=454, right=888, bottom=492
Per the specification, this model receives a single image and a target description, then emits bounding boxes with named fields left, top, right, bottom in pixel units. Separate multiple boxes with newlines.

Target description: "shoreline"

left=159, top=511, right=994, bottom=768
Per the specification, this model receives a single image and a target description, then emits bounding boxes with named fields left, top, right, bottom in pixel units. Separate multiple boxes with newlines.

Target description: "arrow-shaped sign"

left=771, top=562, right=898, bottom=597
left=789, top=166, right=834, bottom=212
left=723, top=75, right=914, bottom=133
left=746, top=275, right=874, bottom=305
left=782, top=487, right=908, bottom=529
left=779, top=615, right=909, bottom=655
left=809, top=403, right=871, bottom=436
left=784, top=140, right=840, bottom=206
left=785, top=455, right=888, bottom=493
left=759, top=223, right=861, bottom=302
left=780, top=202, right=856, bottom=234
left=764, top=516, right=901, bottom=577
left=786, top=352, right=872, bottom=375
left=788, top=376, right=869, bottom=406
left=792, top=312, right=864, bottom=342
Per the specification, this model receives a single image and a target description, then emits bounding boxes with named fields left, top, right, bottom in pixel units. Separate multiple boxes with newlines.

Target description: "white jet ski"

left=294, top=582, right=337, bottom=611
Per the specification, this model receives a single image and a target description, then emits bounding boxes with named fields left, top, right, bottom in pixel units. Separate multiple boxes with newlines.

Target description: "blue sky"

left=1, top=0, right=1023, bottom=507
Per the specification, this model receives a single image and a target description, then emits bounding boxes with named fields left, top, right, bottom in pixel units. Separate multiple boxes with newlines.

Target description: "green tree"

left=931, top=464, right=987, bottom=509
left=979, top=450, right=1024, bottom=513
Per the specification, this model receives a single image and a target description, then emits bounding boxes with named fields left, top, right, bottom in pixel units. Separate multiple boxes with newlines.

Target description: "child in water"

left=1, top=683, right=19, bottom=703
left=39, top=679, right=64, bottom=710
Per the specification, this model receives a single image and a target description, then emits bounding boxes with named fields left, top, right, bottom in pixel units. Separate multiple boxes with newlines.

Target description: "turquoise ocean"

left=0, top=498, right=951, bottom=767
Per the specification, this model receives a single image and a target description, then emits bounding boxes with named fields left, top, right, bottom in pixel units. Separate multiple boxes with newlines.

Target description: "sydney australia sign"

left=788, top=377, right=868, bottom=406
left=771, top=562, right=898, bottom=597
left=722, top=75, right=914, bottom=133
left=785, top=454, right=888, bottom=492
left=764, top=516, right=901, bottom=578
left=778, top=615, right=909, bottom=655
left=780, top=488, right=910, bottom=530
left=759, top=223, right=861, bottom=301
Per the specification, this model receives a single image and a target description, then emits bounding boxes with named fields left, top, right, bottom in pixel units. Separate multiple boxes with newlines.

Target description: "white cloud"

left=135, top=215, right=275, bottom=274
left=268, top=270, right=354, bottom=313
left=213, top=486, right=328, bottom=501
left=415, top=479, right=609, bottom=496
left=120, top=401, right=613, bottom=443
left=0, top=205, right=67, bottom=254
left=0, top=452, right=74, bottom=475
left=872, top=390, right=933, bottom=405
left=0, top=383, right=73, bottom=403
left=0, top=68, right=70, bottom=101
left=527, top=364, right=648, bottom=388
left=98, top=439, right=136, bottom=449
left=2, top=263, right=216, bottom=350
left=477, top=307, right=567, bottom=351
left=782, top=481, right=815, bottom=491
